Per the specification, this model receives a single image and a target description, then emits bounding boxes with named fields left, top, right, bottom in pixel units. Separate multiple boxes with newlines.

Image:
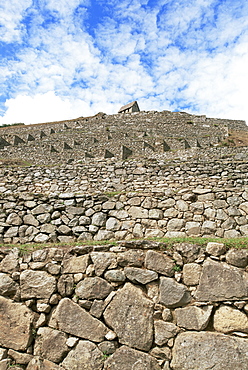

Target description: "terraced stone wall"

left=1, top=186, right=248, bottom=244
left=1, top=148, right=248, bottom=195
left=0, top=110, right=246, bottom=164
left=1, top=241, right=248, bottom=369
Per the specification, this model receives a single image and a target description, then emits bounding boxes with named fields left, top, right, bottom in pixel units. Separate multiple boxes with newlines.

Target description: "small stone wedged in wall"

left=1, top=241, right=248, bottom=369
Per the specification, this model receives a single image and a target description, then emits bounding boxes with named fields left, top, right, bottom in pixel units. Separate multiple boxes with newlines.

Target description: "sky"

left=0, top=0, right=248, bottom=125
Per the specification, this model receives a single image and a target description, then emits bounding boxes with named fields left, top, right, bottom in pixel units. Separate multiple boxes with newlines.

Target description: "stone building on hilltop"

left=118, top=101, right=140, bottom=113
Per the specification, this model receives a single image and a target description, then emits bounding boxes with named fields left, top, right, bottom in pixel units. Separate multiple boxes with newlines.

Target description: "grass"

left=0, top=236, right=248, bottom=254
left=173, top=264, right=182, bottom=272
left=102, top=351, right=111, bottom=360
left=151, top=236, right=248, bottom=249
left=0, top=158, right=32, bottom=167
left=0, top=239, right=118, bottom=255
left=103, top=191, right=123, bottom=197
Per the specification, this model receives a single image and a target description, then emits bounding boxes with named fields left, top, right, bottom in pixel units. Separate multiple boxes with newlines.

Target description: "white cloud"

left=44, top=0, right=89, bottom=16
left=182, top=41, right=248, bottom=122
left=0, top=92, right=93, bottom=125
left=0, top=0, right=32, bottom=42
left=0, top=0, right=247, bottom=126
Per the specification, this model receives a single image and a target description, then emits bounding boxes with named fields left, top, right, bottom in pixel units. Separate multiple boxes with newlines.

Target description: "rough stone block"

left=182, top=263, right=202, bottom=286
left=49, top=298, right=108, bottom=342
left=175, top=305, right=213, bottom=330
left=195, top=258, right=248, bottom=302
left=145, top=250, right=174, bottom=276
left=34, top=327, right=68, bottom=363
left=124, top=267, right=158, bottom=284
left=0, top=297, right=34, bottom=351
left=171, top=331, right=248, bottom=370
left=75, top=277, right=113, bottom=300
left=62, top=340, right=104, bottom=370
left=104, top=346, right=161, bottom=370
left=213, top=305, right=248, bottom=333
left=20, top=270, right=56, bottom=299
left=159, top=277, right=191, bottom=308
left=104, top=283, right=154, bottom=351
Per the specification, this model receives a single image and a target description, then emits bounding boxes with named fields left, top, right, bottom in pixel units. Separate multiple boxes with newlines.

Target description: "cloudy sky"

left=0, top=0, right=247, bottom=125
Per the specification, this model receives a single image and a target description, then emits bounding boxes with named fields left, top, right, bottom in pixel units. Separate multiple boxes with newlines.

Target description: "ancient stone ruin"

left=1, top=242, right=248, bottom=369
left=0, top=106, right=246, bottom=165
left=118, top=100, right=140, bottom=113
left=0, top=105, right=248, bottom=369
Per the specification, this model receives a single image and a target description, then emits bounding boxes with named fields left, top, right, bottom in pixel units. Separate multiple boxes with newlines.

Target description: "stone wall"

left=1, top=187, right=248, bottom=244
left=1, top=241, right=248, bottom=369
left=1, top=148, right=248, bottom=195
left=0, top=110, right=246, bottom=165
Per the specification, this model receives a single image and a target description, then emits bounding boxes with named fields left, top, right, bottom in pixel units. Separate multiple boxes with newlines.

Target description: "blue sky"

left=0, top=0, right=247, bottom=124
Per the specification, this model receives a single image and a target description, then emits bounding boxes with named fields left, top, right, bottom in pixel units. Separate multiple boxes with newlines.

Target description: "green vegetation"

left=173, top=264, right=182, bottom=272
left=32, top=328, right=37, bottom=338
left=103, top=191, right=123, bottom=197
left=0, top=122, right=24, bottom=127
left=0, top=158, right=32, bottom=167
left=102, top=351, right=111, bottom=360
left=1, top=239, right=118, bottom=254
left=150, top=236, right=248, bottom=249
left=0, top=236, right=248, bottom=254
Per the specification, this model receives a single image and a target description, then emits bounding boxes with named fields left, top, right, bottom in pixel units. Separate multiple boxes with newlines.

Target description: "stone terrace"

left=0, top=110, right=246, bottom=165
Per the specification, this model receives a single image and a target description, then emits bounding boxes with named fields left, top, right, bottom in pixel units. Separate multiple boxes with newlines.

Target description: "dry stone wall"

left=1, top=187, right=248, bottom=244
left=0, top=110, right=246, bottom=165
left=1, top=149, right=248, bottom=195
left=1, top=241, right=248, bottom=369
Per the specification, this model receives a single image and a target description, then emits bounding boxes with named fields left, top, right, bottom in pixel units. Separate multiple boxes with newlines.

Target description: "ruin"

left=118, top=100, right=140, bottom=113
left=0, top=105, right=248, bottom=369
left=0, top=107, right=246, bottom=165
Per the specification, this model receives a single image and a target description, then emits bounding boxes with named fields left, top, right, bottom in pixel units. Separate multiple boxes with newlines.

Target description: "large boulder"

left=213, top=305, right=248, bottom=333
left=0, top=296, right=34, bottom=351
left=175, top=305, right=213, bottom=330
left=104, top=283, right=154, bottom=351
left=171, top=331, right=248, bottom=369
left=145, top=250, right=174, bottom=276
left=159, top=277, right=191, bottom=308
left=49, top=298, right=108, bottom=342
left=20, top=270, right=56, bottom=299
left=34, top=327, right=68, bottom=363
left=195, top=258, right=248, bottom=301
left=103, top=346, right=160, bottom=370
left=75, top=277, right=113, bottom=300
left=62, top=340, right=103, bottom=370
